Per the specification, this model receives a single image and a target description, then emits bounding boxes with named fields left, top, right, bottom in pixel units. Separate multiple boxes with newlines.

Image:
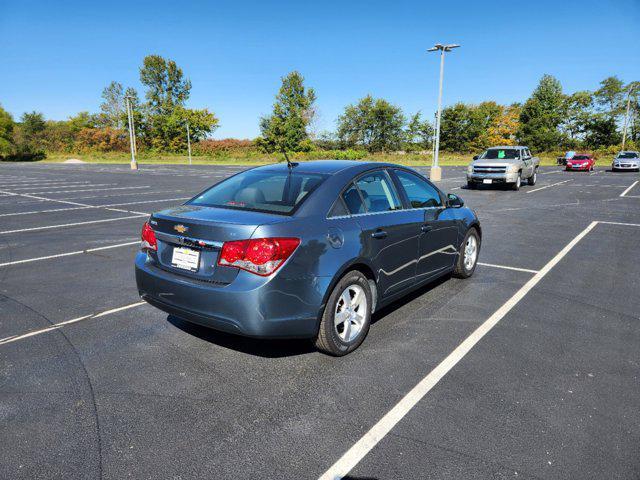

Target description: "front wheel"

left=453, top=228, right=480, bottom=278
left=315, top=271, right=373, bottom=356
left=528, top=169, right=537, bottom=185
left=511, top=174, right=521, bottom=191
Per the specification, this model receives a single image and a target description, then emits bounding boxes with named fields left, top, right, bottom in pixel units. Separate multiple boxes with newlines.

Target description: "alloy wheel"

left=464, top=235, right=478, bottom=271
left=334, top=284, right=367, bottom=342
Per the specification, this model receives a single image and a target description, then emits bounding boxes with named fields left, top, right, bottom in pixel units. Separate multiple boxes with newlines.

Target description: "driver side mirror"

left=447, top=193, right=464, bottom=208
left=473, top=155, right=479, bottom=160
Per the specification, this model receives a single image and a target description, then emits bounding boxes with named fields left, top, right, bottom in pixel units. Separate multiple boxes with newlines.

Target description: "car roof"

left=487, top=146, right=526, bottom=150
left=251, top=160, right=398, bottom=175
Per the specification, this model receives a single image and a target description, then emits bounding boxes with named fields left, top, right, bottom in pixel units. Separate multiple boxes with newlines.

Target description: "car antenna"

left=282, top=149, right=298, bottom=171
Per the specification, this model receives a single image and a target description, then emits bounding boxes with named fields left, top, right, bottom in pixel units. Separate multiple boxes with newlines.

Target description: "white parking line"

left=620, top=180, right=638, bottom=197
left=10, top=183, right=116, bottom=191
left=23, top=186, right=150, bottom=195
left=0, top=197, right=188, bottom=218
left=477, top=262, right=539, bottom=274
left=0, top=240, right=139, bottom=267
left=0, top=302, right=146, bottom=346
left=0, top=215, right=146, bottom=235
left=317, top=221, right=599, bottom=480
left=0, top=181, right=91, bottom=187
left=526, top=179, right=571, bottom=194
left=0, top=189, right=149, bottom=215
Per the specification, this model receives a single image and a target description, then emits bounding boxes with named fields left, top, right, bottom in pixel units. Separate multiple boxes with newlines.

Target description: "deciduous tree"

left=517, top=74, right=566, bottom=151
left=337, top=95, right=405, bottom=152
left=258, top=71, right=317, bottom=154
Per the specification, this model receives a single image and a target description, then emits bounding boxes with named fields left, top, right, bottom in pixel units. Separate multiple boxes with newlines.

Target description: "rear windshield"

left=188, top=170, right=327, bottom=214
left=618, top=152, right=639, bottom=159
left=481, top=149, right=520, bottom=160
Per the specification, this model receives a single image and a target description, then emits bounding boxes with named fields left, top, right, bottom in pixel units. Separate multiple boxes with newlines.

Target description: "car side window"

left=355, top=172, right=402, bottom=213
left=342, top=183, right=366, bottom=214
left=328, top=198, right=349, bottom=217
left=394, top=170, right=443, bottom=208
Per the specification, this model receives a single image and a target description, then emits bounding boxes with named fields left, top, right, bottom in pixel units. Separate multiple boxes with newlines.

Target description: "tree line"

left=1, top=56, right=638, bottom=161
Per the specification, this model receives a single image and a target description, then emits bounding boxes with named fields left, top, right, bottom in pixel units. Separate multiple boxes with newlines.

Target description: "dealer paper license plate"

left=171, top=247, right=200, bottom=272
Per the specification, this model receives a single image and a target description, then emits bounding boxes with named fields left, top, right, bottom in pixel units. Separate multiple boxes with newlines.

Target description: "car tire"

left=467, top=181, right=476, bottom=190
left=453, top=228, right=480, bottom=279
left=528, top=169, right=537, bottom=186
left=511, top=174, right=521, bottom=191
left=315, top=270, right=373, bottom=356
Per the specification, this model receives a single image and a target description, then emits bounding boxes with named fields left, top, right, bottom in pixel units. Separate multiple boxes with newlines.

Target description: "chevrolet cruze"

left=135, top=161, right=481, bottom=355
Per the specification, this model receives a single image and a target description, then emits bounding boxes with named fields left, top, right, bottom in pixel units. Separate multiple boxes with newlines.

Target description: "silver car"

left=612, top=151, right=640, bottom=172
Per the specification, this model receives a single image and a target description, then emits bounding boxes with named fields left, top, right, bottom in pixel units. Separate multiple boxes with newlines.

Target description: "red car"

left=565, top=154, right=595, bottom=171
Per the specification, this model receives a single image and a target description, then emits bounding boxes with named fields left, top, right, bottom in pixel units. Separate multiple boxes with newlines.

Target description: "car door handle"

left=421, top=224, right=433, bottom=233
left=371, top=230, right=388, bottom=239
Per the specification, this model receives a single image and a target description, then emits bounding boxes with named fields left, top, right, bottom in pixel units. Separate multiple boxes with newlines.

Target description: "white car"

left=612, top=151, right=640, bottom=172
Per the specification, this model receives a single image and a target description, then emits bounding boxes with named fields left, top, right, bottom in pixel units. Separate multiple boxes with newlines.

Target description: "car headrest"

left=235, top=187, right=266, bottom=205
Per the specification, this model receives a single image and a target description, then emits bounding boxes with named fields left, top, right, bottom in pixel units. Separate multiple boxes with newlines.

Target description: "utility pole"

left=622, top=83, right=636, bottom=151
left=125, top=96, right=137, bottom=170
left=427, top=43, right=460, bottom=182
left=186, top=123, right=192, bottom=166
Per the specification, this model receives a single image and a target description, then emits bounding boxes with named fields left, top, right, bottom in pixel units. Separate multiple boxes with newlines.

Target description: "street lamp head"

left=428, top=43, right=460, bottom=53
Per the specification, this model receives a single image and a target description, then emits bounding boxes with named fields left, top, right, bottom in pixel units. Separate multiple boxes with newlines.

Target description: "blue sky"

left=1, top=0, right=639, bottom=138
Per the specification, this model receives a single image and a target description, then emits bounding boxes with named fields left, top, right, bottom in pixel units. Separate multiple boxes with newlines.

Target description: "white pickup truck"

left=466, top=146, right=540, bottom=191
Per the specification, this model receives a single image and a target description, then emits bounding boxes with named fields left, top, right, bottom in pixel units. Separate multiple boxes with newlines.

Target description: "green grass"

left=42, top=150, right=562, bottom=166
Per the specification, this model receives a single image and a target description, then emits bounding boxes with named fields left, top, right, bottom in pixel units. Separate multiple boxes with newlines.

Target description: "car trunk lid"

left=149, top=204, right=288, bottom=284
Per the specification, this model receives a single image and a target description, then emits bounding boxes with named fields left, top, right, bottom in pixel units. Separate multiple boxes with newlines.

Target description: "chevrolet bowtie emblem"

left=174, top=224, right=188, bottom=234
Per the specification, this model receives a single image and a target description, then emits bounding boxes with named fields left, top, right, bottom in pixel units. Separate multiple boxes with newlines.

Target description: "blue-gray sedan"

left=135, top=161, right=481, bottom=355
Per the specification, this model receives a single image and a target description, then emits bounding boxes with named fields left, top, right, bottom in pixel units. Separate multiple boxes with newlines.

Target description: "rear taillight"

left=218, top=237, right=300, bottom=276
left=141, top=222, right=157, bottom=251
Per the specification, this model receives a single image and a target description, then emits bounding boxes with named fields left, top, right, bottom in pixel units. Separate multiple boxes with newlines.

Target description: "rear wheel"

left=453, top=228, right=480, bottom=278
left=315, top=271, right=372, bottom=356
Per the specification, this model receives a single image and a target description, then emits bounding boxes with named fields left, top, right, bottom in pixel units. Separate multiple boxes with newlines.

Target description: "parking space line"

left=23, top=186, right=151, bottom=195
left=0, top=215, right=147, bottom=235
left=318, top=221, right=599, bottom=480
left=0, top=197, right=189, bottom=218
left=0, top=240, right=139, bottom=267
left=477, top=262, right=538, bottom=274
left=620, top=180, right=638, bottom=197
left=0, top=189, right=149, bottom=215
left=10, top=183, right=111, bottom=190
left=526, top=179, right=571, bottom=193
left=0, top=302, right=145, bottom=346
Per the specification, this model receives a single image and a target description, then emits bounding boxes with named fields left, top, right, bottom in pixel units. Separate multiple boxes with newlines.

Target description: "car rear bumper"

left=135, top=252, right=330, bottom=338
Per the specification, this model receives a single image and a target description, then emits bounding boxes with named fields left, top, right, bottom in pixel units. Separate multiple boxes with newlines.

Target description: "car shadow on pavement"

left=167, top=274, right=452, bottom=358
left=370, top=274, right=451, bottom=326
left=167, top=314, right=316, bottom=358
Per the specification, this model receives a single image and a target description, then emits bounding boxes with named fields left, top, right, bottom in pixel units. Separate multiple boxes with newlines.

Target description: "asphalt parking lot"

left=1, top=162, right=639, bottom=479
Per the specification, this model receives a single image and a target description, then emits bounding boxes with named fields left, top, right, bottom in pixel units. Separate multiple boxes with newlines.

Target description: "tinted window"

left=573, top=155, right=590, bottom=160
left=394, top=170, right=443, bottom=208
left=481, top=149, right=520, bottom=160
left=342, top=183, right=366, bottom=214
left=618, top=152, right=639, bottom=159
left=189, top=170, right=326, bottom=214
left=328, top=198, right=349, bottom=217
left=355, top=172, right=402, bottom=213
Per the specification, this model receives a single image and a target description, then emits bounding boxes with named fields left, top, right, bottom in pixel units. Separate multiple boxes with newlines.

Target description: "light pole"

left=125, top=95, right=138, bottom=171
left=427, top=43, right=460, bottom=181
left=621, top=83, right=636, bottom=151
left=186, top=122, right=192, bottom=166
